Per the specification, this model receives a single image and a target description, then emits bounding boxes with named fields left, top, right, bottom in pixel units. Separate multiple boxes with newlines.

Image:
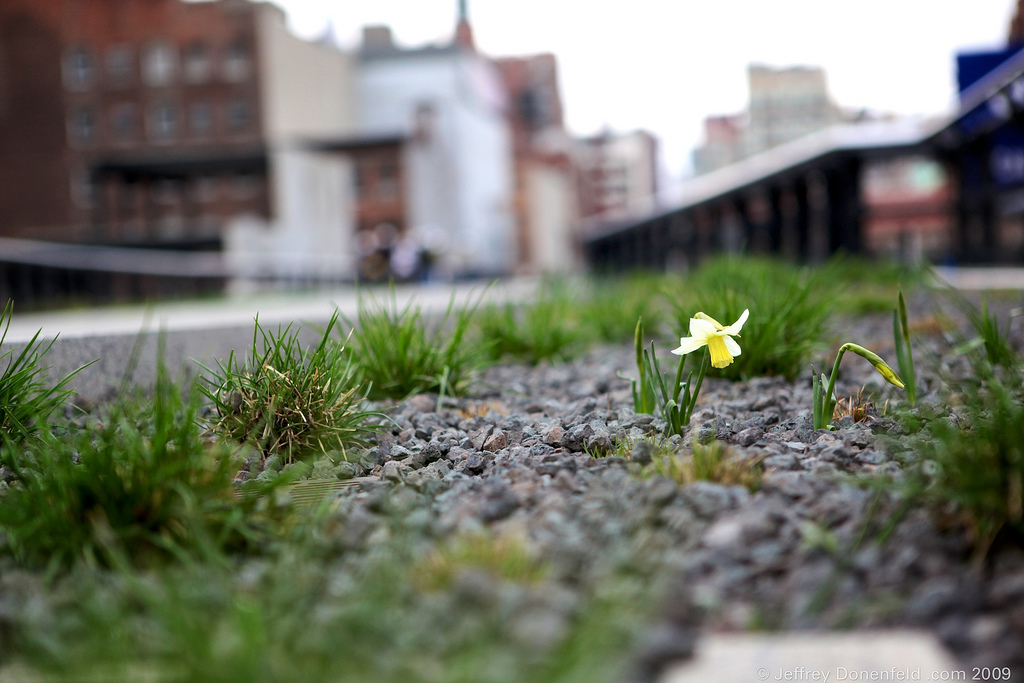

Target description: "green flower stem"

left=635, top=317, right=645, bottom=380
left=822, top=345, right=848, bottom=423
left=893, top=290, right=916, bottom=405
left=671, top=345, right=686, bottom=406
left=818, top=342, right=905, bottom=429
left=626, top=317, right=710, bottom=435
left=634, top=318, right=648, bottom=413
left=683, top=348, right=710, bottom=426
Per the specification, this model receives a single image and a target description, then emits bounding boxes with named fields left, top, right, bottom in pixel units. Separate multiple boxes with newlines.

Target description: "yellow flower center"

left=707, top=334, right=733, bottom=368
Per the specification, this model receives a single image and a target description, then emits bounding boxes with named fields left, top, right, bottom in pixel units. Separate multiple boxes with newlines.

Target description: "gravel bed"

left=274, top=296, right=1024, bottom=681
left=4, top=291, right=1023, bottom=680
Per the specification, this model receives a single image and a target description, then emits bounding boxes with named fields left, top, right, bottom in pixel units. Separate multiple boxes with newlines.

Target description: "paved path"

left=662, top=631, right=958, bottom=683
left=7, top=266, right=1023, bottom=346
left=4, top=266, right=1023, bottom=403
left=4, top=279, right=534, bottom=344
left=932, top=266, right=1024, bottom=291
left=2, top=279, right=535, bottom=404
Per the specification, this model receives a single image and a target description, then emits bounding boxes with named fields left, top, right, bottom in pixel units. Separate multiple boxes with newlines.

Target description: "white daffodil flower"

left=671, top=309, right=749, bottom=369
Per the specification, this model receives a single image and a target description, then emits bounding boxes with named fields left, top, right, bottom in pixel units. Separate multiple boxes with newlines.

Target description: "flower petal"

left=872, top=360, right=904, bottom=389
left=671, top=336, right=706, bottom=356
left=723, top=335, right=742, bottom=358
left=694, top=312, right=725, bottom=331
left=688, top=317, right=718, bottom=340
left=723, top=309, right=749, bottom=336
left=707, top=335, right=734, bottom=368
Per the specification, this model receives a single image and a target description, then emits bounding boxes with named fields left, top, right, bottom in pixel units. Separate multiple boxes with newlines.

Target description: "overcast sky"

left=275, top=0, right=1018, bottom=179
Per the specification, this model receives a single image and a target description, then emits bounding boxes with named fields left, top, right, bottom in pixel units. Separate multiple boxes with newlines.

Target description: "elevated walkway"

left=585, top=44, right=1024, bottom=270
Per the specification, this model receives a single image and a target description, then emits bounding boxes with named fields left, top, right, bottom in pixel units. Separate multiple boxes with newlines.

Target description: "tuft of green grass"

left=601, top=433, right=677, bottom=462
left=669, top=256, right=830, bottom=380
left=647, top=441, right=762, bottom=490
left=0, top=301, right=87, bottom=444
left=343, top=287, right=486, bottom=400
left=823, top=255, right=923, bottom=315
left=624, top=317, right=704, bottom=435
left=903, top=376, right=1024, bottom=557
left=964, top=299, right=1020, bottom=374
left=412, top=532, right=548, bottom=592
left=626, top=318, right=659, bottom=418
left=892, top=301, right=1024, bottom=557
left=6, top=532, right=647, bottom=683
left=578, top=272, right=670, bottom=344
left=201, top=312, right=380, bottom=463
left=0, top=360, right=280, bottom=571
left=941, top=379, right=1023, bottom=550
left=893, top=289, right=917, bottom=405
left=478, top=280, right=585, bottom=365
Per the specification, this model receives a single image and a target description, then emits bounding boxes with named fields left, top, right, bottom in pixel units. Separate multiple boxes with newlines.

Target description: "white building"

left=744, top=64, right=844, bottom=157
left=225, top=7, right=360, bottom=285
left=577, top=129, right=660, bottom=222
left=226, top=5, right=519, bottom=285
left=355, top=25, right=517, bottom=277
left=692, top=64, right=845, bottom=176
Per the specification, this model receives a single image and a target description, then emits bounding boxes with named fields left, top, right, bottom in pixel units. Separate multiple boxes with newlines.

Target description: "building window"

left=148, top=102, right=177, bottom=140
left=143, top=41, right=177, bottom=86
left=70, top=169, right=96, bottom=208
left=377, top=162, right=398, bottom=199
left=189, top=101, right=213, bottom=136
left=232, top=173, right=258, bottom=199
left=63, top=46, right=95, bottom=89
left=154, top=179, right=180, bottom=205
left=68, top=106, right=97, bottom=145
left=354, top=161, right=368, bottom=197
left=105, top=45, right=134, bottom=86
left=222, top=41, right=251, bottom=82
left=226, top=98, right=250, bottom=131
left=184, top=42, right=211, bottom=83
left=110, top=103, right=137, bottom=141
left=195, top=176, right=219, bottom=203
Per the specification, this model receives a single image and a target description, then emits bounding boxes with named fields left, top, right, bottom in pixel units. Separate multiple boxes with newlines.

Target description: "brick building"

left=0, top=0, right=371, bottom=302
left=1010, top=0, right=1024, bottom=42
left=692, top=115, right=744, bottom=177
left=494, top=53, right=581, bottom=272
left=576, top=129, right=659, bottom=222
left=0, top=0, right=277, bottom=248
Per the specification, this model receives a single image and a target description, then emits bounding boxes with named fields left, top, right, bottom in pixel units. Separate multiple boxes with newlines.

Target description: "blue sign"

left=957, top=45, right=1024, bottom=92
left=957, top=45, right=1024, bottom=188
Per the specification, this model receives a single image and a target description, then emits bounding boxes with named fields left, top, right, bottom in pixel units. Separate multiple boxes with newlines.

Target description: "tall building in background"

left=691, top=115, right=743, bottom=176
left=576, top=129, right=659, bottom=222
left=355, top=18, right=517, bottom=277
left=495, top=53, right=581, bottom=272
left=1009, top=0, right=1024, bottom=42
left=744, top=64, right=843, bottom=156
left=692, top=64, right=844, bottom=175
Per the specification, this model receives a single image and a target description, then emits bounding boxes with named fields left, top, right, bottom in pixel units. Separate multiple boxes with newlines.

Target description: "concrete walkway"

left=932, top=266, right=1024, bottom=291
left=4, top=265, right=1023, bottom=403
left=4, top=279, right=534, bottom=344
left=2, top=278, right=536, bottom=404
left=661, top=631, right=959, bottom=683
left=7, top=266, right=1024, bottom=346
